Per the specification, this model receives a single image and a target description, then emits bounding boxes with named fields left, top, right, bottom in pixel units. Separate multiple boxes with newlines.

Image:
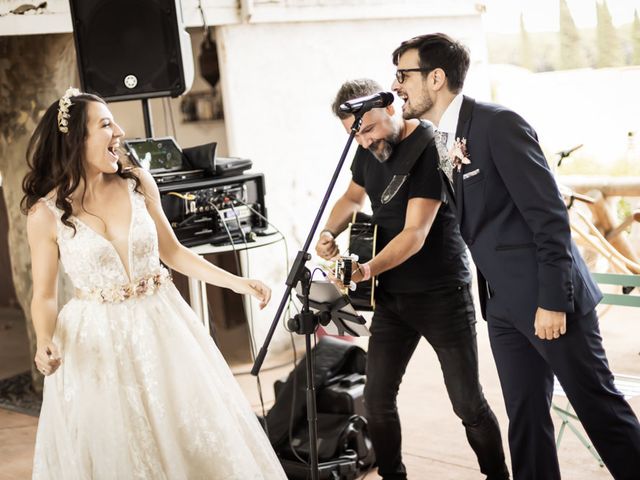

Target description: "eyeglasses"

left=395, top=68, right=432, bottom=84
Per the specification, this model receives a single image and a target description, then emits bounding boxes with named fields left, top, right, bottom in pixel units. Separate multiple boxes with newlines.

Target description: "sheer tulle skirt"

left=32, top=284, right=286, bottom=480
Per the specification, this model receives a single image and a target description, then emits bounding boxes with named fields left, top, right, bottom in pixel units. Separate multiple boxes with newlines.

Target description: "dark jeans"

left=364, top=284, right=509, bottom=480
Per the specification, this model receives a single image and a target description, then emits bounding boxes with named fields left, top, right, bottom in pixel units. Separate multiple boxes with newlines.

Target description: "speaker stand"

left=141, top=98, right=154, bottom=138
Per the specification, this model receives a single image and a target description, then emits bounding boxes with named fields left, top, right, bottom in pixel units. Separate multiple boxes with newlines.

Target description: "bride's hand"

left=35, top=340, right=62, bottom=376
left=236, top=278, right=272, bottom=310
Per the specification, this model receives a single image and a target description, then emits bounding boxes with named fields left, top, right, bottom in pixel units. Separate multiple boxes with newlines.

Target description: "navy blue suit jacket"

left=444, top=96, right=602, bottom=321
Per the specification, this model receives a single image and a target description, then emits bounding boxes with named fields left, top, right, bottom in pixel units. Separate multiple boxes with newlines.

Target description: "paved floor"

left=1, top=300, right=638, bottom=479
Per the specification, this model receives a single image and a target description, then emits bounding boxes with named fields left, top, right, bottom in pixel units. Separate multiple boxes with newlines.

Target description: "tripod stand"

left=252, top=113, right=366, bottom=480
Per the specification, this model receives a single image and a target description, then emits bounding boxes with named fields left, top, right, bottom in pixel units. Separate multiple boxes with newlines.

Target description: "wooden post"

left=560, top=175, right=640, bottom=197
left=606, top=210, right=640, bottom=242
left=587, top=190, right=640, bottom=268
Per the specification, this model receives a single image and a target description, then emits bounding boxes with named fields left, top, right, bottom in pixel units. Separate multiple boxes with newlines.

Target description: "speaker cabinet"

left=69, top=0, right=194, bottom=101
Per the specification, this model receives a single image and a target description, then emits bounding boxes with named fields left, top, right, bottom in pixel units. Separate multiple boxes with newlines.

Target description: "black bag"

left=278, top=414, right=374, bottom=480
left=317, top=373, right=366, bottom=417
left=278, top=413, right=375, bottom=470
left=265, top=337, right=375, bottom=478
left=279, top=453, right=359, bottom=480
left=266, top=337, right=366, bottom=448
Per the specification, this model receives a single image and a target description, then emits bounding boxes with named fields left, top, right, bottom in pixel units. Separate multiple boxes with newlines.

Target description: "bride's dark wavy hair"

left=21, top=92, right=140, bottom=233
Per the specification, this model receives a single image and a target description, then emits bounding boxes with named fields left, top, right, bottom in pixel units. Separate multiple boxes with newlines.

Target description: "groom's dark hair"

left=392, top=33, right=470, bottom=93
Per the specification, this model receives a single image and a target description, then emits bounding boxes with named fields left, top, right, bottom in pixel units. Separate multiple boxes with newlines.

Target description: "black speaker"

left=69, top=0, right=194, bottom=101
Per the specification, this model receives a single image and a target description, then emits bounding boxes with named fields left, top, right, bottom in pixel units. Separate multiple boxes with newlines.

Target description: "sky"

left=482, top=0, right=640, bottom=34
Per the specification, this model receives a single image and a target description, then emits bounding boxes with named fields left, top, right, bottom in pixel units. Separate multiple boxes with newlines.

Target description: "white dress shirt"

left=436, top=93, right=464, bottom=151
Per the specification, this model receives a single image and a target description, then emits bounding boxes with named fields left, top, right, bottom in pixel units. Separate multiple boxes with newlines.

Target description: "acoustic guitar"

left=333, top=212, right=377, bottom=311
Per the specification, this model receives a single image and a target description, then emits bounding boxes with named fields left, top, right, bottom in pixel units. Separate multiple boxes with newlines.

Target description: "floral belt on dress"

left=74, top=269, right=172, bottom=303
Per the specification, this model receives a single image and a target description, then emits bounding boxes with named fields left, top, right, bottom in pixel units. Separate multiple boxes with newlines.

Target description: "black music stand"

left=294, top=280, right=369, bottom=338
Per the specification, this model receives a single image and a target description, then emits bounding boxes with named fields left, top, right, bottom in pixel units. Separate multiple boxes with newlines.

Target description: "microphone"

left=339, top=91, right=395, bottom=115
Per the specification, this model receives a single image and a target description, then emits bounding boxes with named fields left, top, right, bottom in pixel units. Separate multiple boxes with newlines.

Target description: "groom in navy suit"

left=390, top=33, right=640, bottom=479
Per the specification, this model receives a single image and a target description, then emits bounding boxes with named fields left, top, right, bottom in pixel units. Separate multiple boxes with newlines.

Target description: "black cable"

left=231, top=359, right=297, bottom=376
left=207, top=199, right=238, bottom=256
left=209, top=197, right=303, bottom=440
left=228, top=201, right=249, bottom=244
left=207, top=199, right=272, bottom=426
left=175, top=213, right=199, bottom=228
left=224, top=192, right=299, bottom=333
left=227, top=201, right=270, bottom=424
left=311, top=267, right=327, bottom=282
left=225, top=192, right=285, bottom=242
left=226, top=192, right=313, bottom=465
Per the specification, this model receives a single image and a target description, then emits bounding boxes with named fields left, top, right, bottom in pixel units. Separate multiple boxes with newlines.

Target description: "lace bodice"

left=41, top=179, right=163, bottom=292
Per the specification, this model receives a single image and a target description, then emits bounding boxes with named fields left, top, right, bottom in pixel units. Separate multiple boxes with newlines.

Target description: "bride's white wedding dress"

left=33, top=179, right=286, bottom=479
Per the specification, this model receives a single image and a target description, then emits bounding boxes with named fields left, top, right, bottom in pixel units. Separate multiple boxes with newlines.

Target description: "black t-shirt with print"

left=350, top=122, right=470, bottom=293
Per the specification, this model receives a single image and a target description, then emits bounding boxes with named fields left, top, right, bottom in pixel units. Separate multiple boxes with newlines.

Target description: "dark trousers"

left=364, top=284, right=509, bottom=480
left=487, top=304, right=640, bottom=480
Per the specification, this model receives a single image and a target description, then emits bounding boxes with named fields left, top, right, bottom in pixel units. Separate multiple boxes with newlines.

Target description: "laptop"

left=125, top=137, right=204, bottom=183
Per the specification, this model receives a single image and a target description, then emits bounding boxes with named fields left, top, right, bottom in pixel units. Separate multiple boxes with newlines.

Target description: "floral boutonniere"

left=448, top=137, right=471, bottom=172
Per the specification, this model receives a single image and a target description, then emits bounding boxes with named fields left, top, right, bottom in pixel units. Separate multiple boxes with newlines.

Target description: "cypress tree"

left=632, top=9, right=640, bottom=65
left=520, top=13, right=535, bottom=70
left=559, top=0, right=587, bottom=69
left=596, top=0, right=623, bottom=67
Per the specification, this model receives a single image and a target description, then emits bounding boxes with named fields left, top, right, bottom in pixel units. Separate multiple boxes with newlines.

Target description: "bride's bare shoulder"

left=26, top=197, right=57, bottom=239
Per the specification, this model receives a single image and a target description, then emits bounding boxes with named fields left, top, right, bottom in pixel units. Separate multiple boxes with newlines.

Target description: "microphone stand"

left=252, top=113, right=365, bottom=480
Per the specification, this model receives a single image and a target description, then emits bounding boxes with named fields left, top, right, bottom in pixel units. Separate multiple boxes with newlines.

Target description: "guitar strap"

left=380, top=119, right=436, bottom=205
left=350, top=120, right=436, bottom=233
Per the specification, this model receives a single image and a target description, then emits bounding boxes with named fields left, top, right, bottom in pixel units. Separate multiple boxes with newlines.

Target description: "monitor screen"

left=125, top=137, right=184, bottom=172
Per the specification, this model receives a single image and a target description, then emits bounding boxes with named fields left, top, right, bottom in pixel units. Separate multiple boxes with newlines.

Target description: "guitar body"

left=346, top=212, right=377, bottom=311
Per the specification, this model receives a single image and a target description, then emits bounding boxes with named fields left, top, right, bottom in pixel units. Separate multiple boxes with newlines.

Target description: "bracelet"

left=361, top=262, right=372, bottom=282
left=320, top=229, right=335, bottom=238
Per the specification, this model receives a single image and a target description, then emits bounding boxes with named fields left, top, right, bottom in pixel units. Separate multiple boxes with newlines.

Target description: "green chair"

left=552, top=272, right=640, bottom=468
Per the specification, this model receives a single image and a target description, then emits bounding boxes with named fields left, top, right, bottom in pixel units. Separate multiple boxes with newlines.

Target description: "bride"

left=21, top=88, right=287, bottom=479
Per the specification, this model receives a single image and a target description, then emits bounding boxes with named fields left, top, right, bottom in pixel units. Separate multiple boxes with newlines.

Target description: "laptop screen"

left=125, top=137, right=184, bottom=172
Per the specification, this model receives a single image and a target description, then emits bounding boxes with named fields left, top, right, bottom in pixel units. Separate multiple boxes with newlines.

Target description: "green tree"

left=596, top=0, right=623, bottom=67
left=559, top=0, right=587, bottom=69
left=519, top=13, right=535, bottom=70
left=632, top=9, right=640, bottom=65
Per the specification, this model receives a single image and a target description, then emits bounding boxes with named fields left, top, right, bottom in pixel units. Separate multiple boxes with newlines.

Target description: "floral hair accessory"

left=449, top=137, right=471, bottom=172
left=57, top=87, right=82, bottom=134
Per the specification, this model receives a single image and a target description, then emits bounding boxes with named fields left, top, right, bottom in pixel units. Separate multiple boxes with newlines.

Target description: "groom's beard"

left=402, top=87, right=434, bottom=120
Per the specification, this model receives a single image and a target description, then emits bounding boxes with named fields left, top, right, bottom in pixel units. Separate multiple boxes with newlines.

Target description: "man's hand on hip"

left=534, top=307, right=567, bottom=341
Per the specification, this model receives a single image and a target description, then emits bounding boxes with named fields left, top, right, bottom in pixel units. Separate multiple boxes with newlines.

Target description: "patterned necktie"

left=435, top=130, right=453, bottom=182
